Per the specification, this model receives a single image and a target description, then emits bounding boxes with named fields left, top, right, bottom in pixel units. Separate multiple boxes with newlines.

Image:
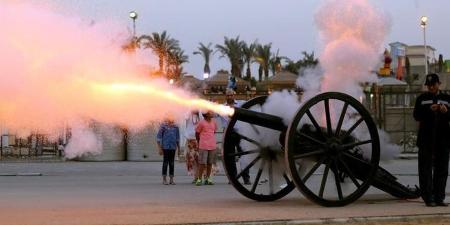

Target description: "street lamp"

left=420, top=16, right=428, bottom=75
left=129, top=11, right=138, bottom=37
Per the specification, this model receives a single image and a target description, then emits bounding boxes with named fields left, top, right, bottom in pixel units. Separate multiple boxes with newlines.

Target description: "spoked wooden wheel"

left=285, top=92, right=380, bottom=207
left=223, top=96, right=295, bottom=201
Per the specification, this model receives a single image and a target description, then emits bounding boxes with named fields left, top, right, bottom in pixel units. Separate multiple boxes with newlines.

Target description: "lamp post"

left=420, top=16, right=428, bottom=75
left=129, top=11, right=138, bottom=37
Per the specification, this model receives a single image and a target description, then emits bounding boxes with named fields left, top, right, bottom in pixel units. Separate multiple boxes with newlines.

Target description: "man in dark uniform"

left=413, top=73, right=450, bottom=207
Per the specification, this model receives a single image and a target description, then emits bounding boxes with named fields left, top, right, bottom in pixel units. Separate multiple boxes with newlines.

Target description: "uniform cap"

left=424, top=73, right=440, bottom=86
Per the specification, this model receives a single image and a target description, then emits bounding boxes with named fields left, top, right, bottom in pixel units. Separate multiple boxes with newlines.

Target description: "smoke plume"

left=0, top=2, right=225, bottom=158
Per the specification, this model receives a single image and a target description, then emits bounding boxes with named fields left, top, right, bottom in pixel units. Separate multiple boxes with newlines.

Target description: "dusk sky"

left=35, top=0, right=450, bottom=78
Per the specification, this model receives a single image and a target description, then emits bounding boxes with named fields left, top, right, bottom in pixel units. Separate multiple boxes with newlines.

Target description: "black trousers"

left=418, top=145, right=449, bottom=203
left=162, top=149, right=176, bottom=176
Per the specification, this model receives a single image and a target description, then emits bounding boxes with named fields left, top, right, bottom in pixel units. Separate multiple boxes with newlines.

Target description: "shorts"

left=198, top=149, right=217, bottom=165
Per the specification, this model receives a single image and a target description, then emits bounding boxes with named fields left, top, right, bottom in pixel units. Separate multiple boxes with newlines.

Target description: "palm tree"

left=166, top=48, right=189, bottom=80
left=282, top=51, right=319, bottom=75
left=193, top=42, right=214, bottom=76
left=138, top=31, right=179, bottom=74
left=215, top=36, right=245, bottom=77
left=121, top=37, right=139, bottom=53
left=299, top=51, right=319, bottom=68
left=283, top=58, right=301, bottom=74
left=242, top=41, right=257, bottom=80
left=254, top=43, right=272, bottom=81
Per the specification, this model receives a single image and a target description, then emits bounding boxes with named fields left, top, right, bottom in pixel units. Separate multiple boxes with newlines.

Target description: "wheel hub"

left=325, top=138, right=342, bottom=157
left=260, top=147, right=280, bottom=161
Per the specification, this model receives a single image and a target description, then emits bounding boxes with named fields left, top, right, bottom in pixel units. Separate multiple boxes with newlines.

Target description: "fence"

left=364, top=89, right=450, bottom=153
left=0, top=134, right=62, bottom=160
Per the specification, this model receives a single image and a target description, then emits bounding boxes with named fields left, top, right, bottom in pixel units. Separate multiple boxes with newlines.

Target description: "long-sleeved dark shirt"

left=413, top=91, right=450, bottom=148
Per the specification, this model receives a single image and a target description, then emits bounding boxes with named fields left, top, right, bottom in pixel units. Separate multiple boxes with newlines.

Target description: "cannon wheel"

left=285, top=92, right=380, bottom=207
left=223, top=96, right=295, bottom=201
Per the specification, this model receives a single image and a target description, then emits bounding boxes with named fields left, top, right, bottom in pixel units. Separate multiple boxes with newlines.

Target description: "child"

left=156, top=117, right=180, bottom=185
left=194, top=110, right=217, bottom=185
left=184, top=111, right=202, bottom=181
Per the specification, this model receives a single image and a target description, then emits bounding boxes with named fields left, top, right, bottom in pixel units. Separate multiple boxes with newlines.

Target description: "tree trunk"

left=204, top=64, right=211, bottom=75
left=258, top=66, right=263, bottom=82
left=231, top=64, right=238, bottom=77
left=159, top=53, right=164, bottom=74
left=246, top=62, right=251, bottom=80
left=264, top=67, right=269, bottom=80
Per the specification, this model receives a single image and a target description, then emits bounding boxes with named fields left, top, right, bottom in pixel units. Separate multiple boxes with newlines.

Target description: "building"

left=405, top=45, right=436, bottom=85
left=389, top=42, right=407, bottom=79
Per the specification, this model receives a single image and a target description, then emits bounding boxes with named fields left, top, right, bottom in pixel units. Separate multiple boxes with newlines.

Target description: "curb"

left=204, top=213, right=450, bottom=225
left=0, top=173, right=42, bottom=176
left=397, top=153, right=418, bottom=159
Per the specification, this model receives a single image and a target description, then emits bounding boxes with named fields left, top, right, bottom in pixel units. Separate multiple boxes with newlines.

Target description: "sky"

left=26, top=0, right=450, bottom=78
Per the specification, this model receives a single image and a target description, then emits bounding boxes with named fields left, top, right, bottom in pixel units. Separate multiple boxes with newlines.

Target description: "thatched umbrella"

left=176, top=74, right=204, bottom=93
left=267, top=71, right=299, bottom=91
left=205, top=71, right=249, bottom=93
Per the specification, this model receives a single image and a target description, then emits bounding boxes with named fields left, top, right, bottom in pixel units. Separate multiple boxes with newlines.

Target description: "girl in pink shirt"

left=194, top=111, right=217, bottom=185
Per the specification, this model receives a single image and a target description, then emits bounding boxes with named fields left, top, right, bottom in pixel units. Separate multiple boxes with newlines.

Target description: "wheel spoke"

left=293, top=149, right=325, bottom=160
left=324, top=99, right=332, bottom=137
left=341, top=140, right=372, bottom=151
left=340, top=117, right=364, bottom=140
left=306, top=109, right=323, bottom=135
left=319, top=158, right=331, bottom=198
left=233, top=131, right=262, bottom=148
left=332, top=159, right=344, bottom=200
left=250, top=124, right=260, bottom=135
left=337, top=155, right=361, bottom=188
left=342, top=152, right=372, bottom=166
left=298, top=132, right=326, bottom=147
left=302, top=156, right=327, bottom=183
left=251, top=159, right=266, bottom=193
left=227, top=149, right=260, bottom=157
left=335, top=102, right=349, bottom=136
left=283, top=173, right=291, bottom=184
left=236, top=155, right=261, bottom=179
left=269, top=158, right=274, bottom=194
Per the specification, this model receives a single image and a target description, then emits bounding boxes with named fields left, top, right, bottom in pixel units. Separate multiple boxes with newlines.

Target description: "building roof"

left=176, top=74, right=204, bottom=90
left=269, top=71, right=298, bottom=84
left=205, top=72, right=249, bottom=86
left=377, top=77, right=407, bottom=86
left=389, top=42, right=408, bottom=47
left=407, top=45, right=436, bottom=51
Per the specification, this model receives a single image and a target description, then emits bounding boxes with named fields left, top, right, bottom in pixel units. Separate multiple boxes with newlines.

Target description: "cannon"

left=222, top=92, right=419, bottom=207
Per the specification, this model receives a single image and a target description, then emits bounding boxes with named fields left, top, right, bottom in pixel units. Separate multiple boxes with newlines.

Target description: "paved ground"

left=0, top=159, right=449, bottom=225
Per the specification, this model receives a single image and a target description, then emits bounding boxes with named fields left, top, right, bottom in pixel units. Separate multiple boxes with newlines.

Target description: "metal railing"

left=363, top=89, right=450, bottom=153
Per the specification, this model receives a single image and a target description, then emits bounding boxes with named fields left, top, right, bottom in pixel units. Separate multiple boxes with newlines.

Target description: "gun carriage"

left=222, top=92, right=419, bottom=207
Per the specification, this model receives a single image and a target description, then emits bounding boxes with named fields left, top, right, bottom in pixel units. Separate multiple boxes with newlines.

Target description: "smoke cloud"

left=314, top=0, right=390, bottom=98
left=0, top=2, right=224, bottom=158
left=256, top=0, right=398, bottom=162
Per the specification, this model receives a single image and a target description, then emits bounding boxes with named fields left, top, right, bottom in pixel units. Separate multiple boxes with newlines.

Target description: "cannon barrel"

left=232, top=107, right=287, bottom=131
